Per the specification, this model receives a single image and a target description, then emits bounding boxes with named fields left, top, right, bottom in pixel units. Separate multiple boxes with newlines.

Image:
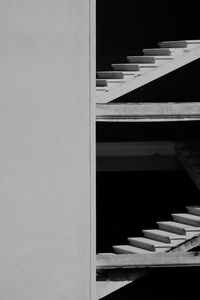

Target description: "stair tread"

left=98, top=253, right=116, bottom=256
left=101, top=79, right=126, bottom=83
left=121, top=71, right=142, bottom=75
left=135, top=63, right=158, bottom=67
left=96, top=87, right=109, bottom=91
left=160, top=40, right=200, bottom=43
left=153, top=55, right=174, bottom=59
left=112, top=63, right=157, bottom=67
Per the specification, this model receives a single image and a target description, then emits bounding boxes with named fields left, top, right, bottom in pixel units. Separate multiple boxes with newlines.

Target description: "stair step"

left=98, top=253, right=116, bottom=256
left=143, top=48, right=186, bottom=56
left=159, top=40, right=200, bottom=49
left=97, top=71, right=124, bottom=79
left=153, top=55, right=174, bottom=60
left=186, top=206, right=200, bottom=216
left=127, top=56, right=156, bottom=63
left=97, top=79, right=126, bottom=89
left=184, top=40, right=200, bottom=43
left=172, top=213, right=200, bottom=227
left=157, top=221, right=200, bottom=235
left=143, top=229, right=186, bottom=243
left=112, top=64, right=140, bottom=71
left=128, top=237, right=171, bottom=252
left=127, top=56, right=172, bottom=65
left=105, top=79, right=126, bottom=83
left=113, top=245, right=152, bottom=254
left=96, top=87, right=109, bottom=92
left=135, top=63, right=158, bottom=68
left=121, top=71, right=142, bottom=79
left=96, top=79, right=107, bottom=87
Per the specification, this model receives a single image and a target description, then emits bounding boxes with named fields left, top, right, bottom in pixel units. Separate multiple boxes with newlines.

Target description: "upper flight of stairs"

left=96, top=40, right=200, bottom=104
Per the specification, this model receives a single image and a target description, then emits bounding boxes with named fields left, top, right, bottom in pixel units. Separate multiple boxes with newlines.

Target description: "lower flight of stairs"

left=112, top=205, right=200, bottom=254
left=96, top=142, right=200, bottom=299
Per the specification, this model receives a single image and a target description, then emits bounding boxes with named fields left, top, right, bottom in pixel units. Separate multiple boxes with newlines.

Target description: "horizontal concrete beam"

left=96, top=102, right=200, bottom=122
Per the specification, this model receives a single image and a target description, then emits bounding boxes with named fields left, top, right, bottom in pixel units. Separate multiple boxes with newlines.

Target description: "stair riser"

left=113, top=245, right=151, bottom=254
left=127, top=57, right=155, bottom=63
left=159, top=42, right=187, bottom=48
left=113, top=248, right=134, bottom=254
left=143, top=232, right=170, bottom=243
left=128, top=239, right=155, bottom=251
left=143, top=232, right=185, bottom=244
left=112, top=65, right=139, bottom=71
left=143, top=49, right=183, bottom=56
left=127, top=58, right=170, bottom=66
left=96, top=80, right=107, bottom=87
left=143, top=50, right=171, bottom=56
left=97, top=72, right=124, bottom=79
left=159, top=42, right=200, bottom=49
left=187, top=207, right=200, bottom=216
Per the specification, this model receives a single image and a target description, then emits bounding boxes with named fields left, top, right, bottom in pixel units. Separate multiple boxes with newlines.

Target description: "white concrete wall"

left=0, top=1, right=94, bottom=299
